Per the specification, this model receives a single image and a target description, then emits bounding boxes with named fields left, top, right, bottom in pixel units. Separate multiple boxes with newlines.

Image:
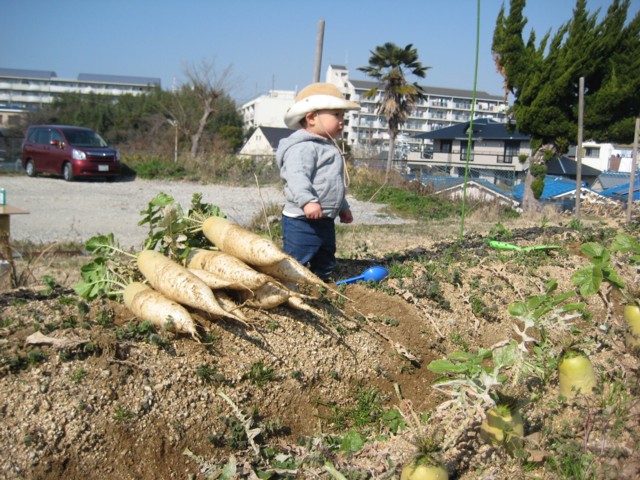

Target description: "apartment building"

left=237, top=65, right=508, bottom=159
left=0, top=67, right=161, bottom=127
left=325, top=65, right=508, bottom=157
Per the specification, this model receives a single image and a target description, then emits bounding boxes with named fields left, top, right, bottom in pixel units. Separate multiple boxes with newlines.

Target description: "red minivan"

left=21, top=125, right=121, bottom=181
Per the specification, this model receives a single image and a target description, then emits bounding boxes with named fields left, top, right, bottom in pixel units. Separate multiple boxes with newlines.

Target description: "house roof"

left=0, top=68, right=159, bottom=86
left=77, top=73, right=161, bottom=86
left=600, top=178, right=640, bottom=201
left=546, top=156, right=601, bottom=177
left=258, top=126, right=294, bottom=149
left=512, top=176, right=581, bottom=201
left=413, top=118, right=529, bottom=141
left=0, top=67, right=56, bottom=79
left=350, top=79, right=503, bottom=101
left=596, top=171, right=634, bottom=189
left=414, top=174, right=513, bottom=197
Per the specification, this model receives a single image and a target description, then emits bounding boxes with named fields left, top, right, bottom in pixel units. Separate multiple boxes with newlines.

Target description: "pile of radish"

left=76, top=208, right=330, bottom=341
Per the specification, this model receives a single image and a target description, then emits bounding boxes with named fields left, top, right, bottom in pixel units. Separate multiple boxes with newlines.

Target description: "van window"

left=35, top=128, right=50, bottom=145
left=51, top=130, right=64, bottom=144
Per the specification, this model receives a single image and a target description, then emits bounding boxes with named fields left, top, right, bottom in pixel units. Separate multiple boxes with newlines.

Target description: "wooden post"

left=627, top=118, right=639, bottom=224
left=313, top=20, right=325, bottom=83
left=575, top=77, right=584, bottom=219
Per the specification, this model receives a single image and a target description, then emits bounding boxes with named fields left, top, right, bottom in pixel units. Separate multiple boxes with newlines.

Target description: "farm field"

left=1, top=176, right=639, bottom=479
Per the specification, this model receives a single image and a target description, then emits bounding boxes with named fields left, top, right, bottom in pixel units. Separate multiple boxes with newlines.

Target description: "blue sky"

left=2, top=0, right=638, bottom=105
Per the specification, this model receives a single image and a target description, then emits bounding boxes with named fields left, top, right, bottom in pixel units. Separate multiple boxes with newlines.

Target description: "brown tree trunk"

left=384, top=135, right=396, bottom=183
left=521, top=170, right=539, bottom=212
left=190, top=98, right=213, bottom=161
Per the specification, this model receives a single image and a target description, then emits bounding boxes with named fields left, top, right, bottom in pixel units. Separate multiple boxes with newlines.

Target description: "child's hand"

left=303, top=202, right=323, bottom=219
left=339, top=209, right=353, bottom=224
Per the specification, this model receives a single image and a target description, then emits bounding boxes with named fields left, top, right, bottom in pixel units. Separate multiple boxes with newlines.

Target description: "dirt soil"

left=1, top=212, right=640, bottom=478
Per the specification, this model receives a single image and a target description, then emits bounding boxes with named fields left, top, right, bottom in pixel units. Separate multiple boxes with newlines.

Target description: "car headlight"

left=72, top=149, right=87, bottom=160
left=115, top=150, right=121, bottom=161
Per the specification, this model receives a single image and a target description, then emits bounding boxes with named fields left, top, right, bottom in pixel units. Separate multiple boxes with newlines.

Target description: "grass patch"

left=352, top=183, right=459, bottom=221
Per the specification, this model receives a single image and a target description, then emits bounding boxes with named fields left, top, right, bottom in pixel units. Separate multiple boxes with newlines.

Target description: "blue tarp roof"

left=600, top=178, right=640, bottom=201
left=512, top=176, right=581, bottom=201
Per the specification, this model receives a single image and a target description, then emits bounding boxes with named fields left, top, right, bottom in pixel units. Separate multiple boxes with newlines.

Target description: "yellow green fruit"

left=400, top=462, right=449, bottom=480
left=558, top=354, right=595, bottom=398
left=479, top=406, right=524, bottom=451
left=623, top=304, right=640, bottom=335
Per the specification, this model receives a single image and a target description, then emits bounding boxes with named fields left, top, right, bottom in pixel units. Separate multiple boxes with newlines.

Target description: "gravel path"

left=2, top=175, right=408, bottom=249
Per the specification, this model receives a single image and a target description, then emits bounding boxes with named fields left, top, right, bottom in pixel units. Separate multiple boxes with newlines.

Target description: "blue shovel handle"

left=336, top=266, right=389, bottom=285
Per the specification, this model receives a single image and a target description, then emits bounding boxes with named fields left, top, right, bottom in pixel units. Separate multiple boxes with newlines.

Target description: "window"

left=584, top=147, right=600, bottom=157
left=499, top=140, right=519, bottom=163
left=460, top=141, right=475, bottom=161
left=439, top=140, right=452, bottom=153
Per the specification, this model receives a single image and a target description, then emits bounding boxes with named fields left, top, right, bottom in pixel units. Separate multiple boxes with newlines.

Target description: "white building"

left=0, top=68, right=160, bottom=127
left=572, top=141, right=635, bottom=172
left=238, top=126, right=293, bottom=158
left=238, top=90, right=296, bottom=130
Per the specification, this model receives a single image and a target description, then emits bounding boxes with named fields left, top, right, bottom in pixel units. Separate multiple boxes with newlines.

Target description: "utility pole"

left=627, top=118, right=639, bottom=224
left=575, top=77, right=584, bottom=219
left=167, top=119, right=178, bottom=164
left=313, top=20, right=325, bottom=83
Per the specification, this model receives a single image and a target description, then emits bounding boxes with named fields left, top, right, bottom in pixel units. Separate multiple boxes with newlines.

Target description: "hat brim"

left=284, top=94, right=360, bottom=129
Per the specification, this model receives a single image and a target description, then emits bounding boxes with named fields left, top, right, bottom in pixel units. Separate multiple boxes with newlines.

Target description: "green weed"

left=69, top=368, right=88, bottom=384
left=248, top=362, right=275, bottom=387
left=113, top=405, right=136, bottom=423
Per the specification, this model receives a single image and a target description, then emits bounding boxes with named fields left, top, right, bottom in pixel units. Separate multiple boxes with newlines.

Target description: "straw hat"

left=284, top=82, right=360, bottom=129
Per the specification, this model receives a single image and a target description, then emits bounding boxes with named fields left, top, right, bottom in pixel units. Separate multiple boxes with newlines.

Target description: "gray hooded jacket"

left=276, top=129, right=350, bottom=219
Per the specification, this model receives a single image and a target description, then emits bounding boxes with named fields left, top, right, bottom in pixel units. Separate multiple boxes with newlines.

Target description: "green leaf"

left=548, top=291, right=576, bottom=307
left=73, top=280, right=94, bottom=298
left=611, top=233, right=639, bottom=254
left=571, top=265, right=603, bottom=297
left=508, top=301, right=529, bottom=317
left=545, top=279, right=559, bottom=294
left=562, top=302, right=586, bottom=312
left=150, top=192, right=176, bottom=206
left=581, top=242, right=609, bottom=265
left=447, top=351, right=477, bottom=361
left=602, top=266, right=626, bottom=289
left=526, top=295, right=545, bottom=311
left=340, top=430, right=364, bottom=452
left=492, top=341, right=518, bottom=370
left=427, top=359, right=470, bottom=374
left=85, top=233, right=120, bottom=256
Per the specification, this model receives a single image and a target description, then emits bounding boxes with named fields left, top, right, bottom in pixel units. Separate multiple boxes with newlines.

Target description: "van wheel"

left=25, top=160, right=36, bottom=177
left=63, top=163, right=75, bottom=182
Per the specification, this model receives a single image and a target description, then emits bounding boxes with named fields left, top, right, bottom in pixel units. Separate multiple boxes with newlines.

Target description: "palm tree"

left=358, top=43, right=429, bottom=182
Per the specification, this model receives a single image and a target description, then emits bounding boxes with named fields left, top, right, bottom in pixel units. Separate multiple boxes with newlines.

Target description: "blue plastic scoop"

left=336, top=266, right=389, bottom=285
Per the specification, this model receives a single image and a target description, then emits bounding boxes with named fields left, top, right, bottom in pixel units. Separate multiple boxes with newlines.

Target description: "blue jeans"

left=282, top=215, right=336, bottom=280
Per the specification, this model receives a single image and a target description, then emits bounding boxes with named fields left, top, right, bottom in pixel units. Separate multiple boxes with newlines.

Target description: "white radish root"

left=136, top=250, right=242, bottom=322
left=187, top=248, right=270, bottom=290
left=202, top=216, right=288, bottom=266
left=239, top=282, right=291, bottom=309
left=188, top=268, right=237, bottom=289
left=213, top=290, right=250, bottom=324
left=256, top=258, right=326, bottom=287
left=286, top=295, right=323, bottom=316
left=123, top=282, right=199, bottom=340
